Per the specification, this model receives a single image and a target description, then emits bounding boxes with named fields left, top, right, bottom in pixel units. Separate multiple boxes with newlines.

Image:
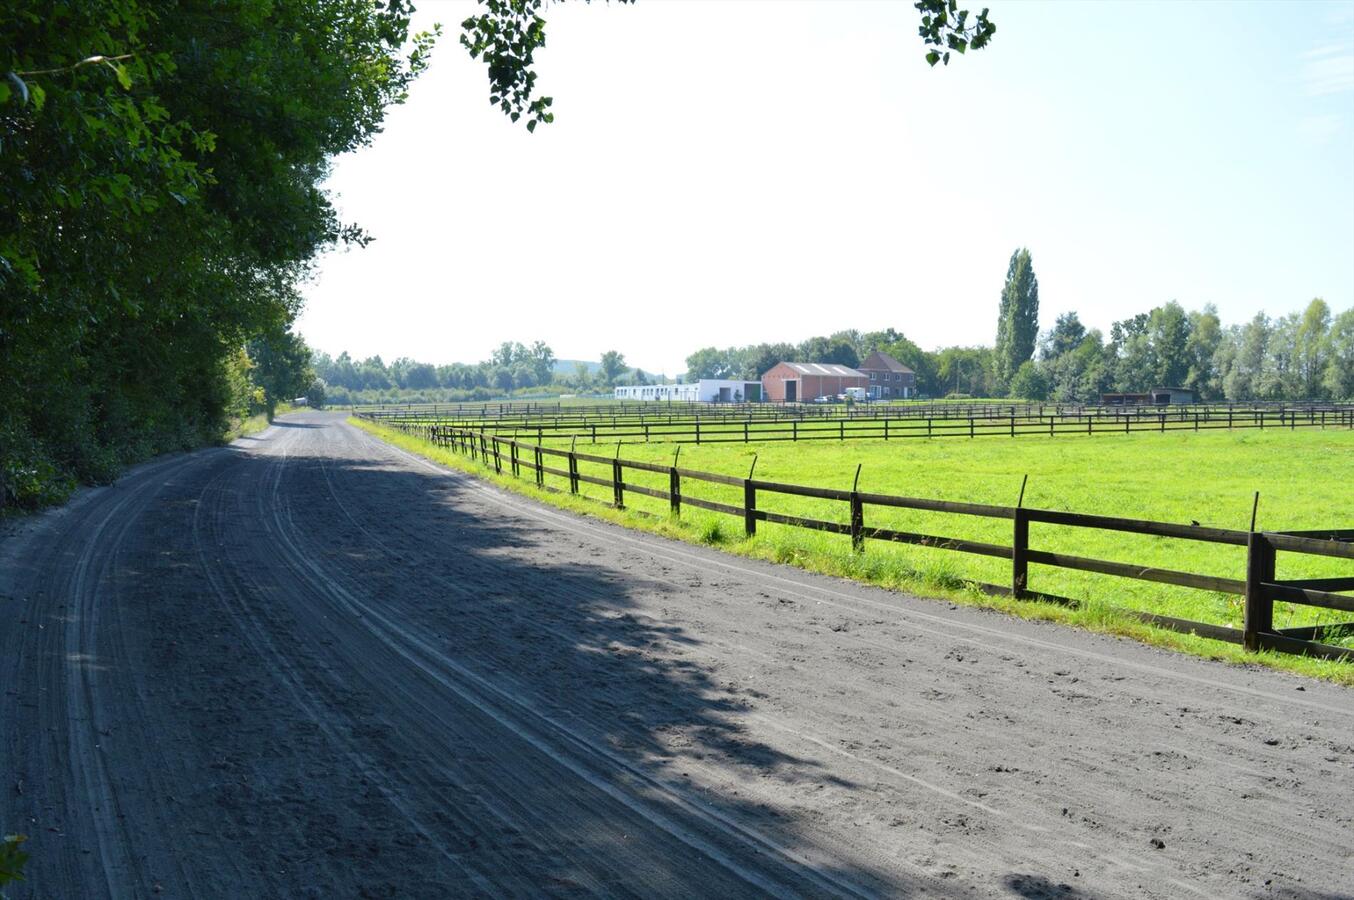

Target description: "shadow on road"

left=0, top=419, right=917, bottom=896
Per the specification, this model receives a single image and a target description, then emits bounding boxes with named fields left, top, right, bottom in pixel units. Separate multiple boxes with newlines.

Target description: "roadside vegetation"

left=0, top=2, right=425, bottom=513
left=356, top=416, right=1354, bottom=685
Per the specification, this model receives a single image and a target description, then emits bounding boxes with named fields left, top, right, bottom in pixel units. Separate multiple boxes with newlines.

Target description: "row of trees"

left=1009, top=298, right=1352, bottom=402
left=312, top=343, right=639, bottom=403
left=1, top=1, right=432, bottom=509
left=682, top=247, right=1350, bottom=403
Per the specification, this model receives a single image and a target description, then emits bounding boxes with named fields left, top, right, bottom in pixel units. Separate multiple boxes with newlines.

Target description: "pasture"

left=558, top=430, right=1353, bottom=632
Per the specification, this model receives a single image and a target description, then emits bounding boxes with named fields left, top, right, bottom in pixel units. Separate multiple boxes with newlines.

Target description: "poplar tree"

left=995, top=248, right=1040, bottom=388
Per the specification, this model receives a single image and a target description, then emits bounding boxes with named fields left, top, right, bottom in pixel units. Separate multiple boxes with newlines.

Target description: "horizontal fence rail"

left=358, top=403, right=1354, bottom=446
left=356, top=398, right=1354, bottom=423
left=367, top=415, right=1354, bottom=664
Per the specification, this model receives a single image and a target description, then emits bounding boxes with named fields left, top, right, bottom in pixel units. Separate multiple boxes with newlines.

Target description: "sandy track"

left=2, top=412, right=1351, bottom=899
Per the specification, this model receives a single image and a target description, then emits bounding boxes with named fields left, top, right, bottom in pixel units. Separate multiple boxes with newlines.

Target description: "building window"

left=869, top=372, right=877, bottom=381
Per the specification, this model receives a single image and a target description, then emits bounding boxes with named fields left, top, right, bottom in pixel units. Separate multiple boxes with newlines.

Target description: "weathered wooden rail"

left=362, top=400, right=1354, bottom=446
left=371, top=416, right=1354, bottom=663
left=366, top=404, right=1354, bottom=447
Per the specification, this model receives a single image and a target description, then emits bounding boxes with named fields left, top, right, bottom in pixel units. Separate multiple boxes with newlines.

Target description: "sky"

left=296, top=0, right=1354, bottom=376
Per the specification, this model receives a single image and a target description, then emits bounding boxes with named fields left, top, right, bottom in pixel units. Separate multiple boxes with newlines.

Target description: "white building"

left=614, top=380, right=762, bottom=403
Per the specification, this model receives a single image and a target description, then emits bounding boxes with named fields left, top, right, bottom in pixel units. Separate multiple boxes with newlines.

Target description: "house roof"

left=776, top=362, right=866, bottom=378
left=859, top=351, right=915, bottom=375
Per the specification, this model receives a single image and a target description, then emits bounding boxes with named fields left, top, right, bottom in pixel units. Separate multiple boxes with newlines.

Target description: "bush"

left=1009, top=360, right=1050, bottom=401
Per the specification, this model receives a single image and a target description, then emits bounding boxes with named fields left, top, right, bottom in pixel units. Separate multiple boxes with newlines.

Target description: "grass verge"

left=352, top=416, right=1354, bottom=686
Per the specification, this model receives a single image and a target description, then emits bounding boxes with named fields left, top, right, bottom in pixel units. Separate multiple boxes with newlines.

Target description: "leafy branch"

left=916, top=0, right=996, bottom=67
left=3, top=54, right=137, bottom=107
left=461, top=0, right=997, bottom=132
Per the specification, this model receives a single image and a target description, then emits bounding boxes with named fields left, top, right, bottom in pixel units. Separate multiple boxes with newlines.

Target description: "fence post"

left=670, top=467, right=681, bottom=516
left=1012, top=475, right=1030, bottom=598
left=493, top=438, right=502, bottom=474
left=1243, top=532, right=1276, bottom=652
left=534, top=446, right=543, bottom=487
left=849, top=463, right=864, bottom=553
left=744, top=481, right=757, bottom=537
left=612, top=458, right=624, bottom=508
left=568, top=451, right=579, bottom=494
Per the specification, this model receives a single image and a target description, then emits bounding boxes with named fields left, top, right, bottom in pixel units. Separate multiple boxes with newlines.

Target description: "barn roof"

left=859, top=351, right=915, bottom=374
left=778, top=362, right=866, bottom=377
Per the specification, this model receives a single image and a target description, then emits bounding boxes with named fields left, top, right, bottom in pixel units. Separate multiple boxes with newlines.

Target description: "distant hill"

left=553, top=359, right=668, bottom=381
left=554, top=359, right=601, bottom=375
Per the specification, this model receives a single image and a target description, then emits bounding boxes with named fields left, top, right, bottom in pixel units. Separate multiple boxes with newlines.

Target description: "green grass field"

left=546, top=429, right=1354, bottom=636
left=356, top=417, right=1354, bottom=683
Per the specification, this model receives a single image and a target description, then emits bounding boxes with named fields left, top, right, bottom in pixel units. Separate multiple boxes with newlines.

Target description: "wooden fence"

left=365, top=405, right=1354, bottom=448
left=371, top=416, right=1354, bottom=663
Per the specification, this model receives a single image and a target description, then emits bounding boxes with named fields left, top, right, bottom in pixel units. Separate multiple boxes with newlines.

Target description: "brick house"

left=857, top=351, right=917, bottom=399
left=760, top=362, right=869, bottom=402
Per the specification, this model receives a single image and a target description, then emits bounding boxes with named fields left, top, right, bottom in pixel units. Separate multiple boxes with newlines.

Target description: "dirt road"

left=2, top=412, right=1351, bottom=898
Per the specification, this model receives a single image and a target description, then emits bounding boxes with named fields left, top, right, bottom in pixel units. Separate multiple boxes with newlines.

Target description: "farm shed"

left=760, top=362, right=868, bottom=402
left=857, top=351, right=917, bottom=399
left=1101, top=387, right=1199, bottom=405
left=614, top=380, right=761, bottom=403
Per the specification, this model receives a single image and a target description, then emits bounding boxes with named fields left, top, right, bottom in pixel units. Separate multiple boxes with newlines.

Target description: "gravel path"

left=2, top=411, right=1351, bottom=898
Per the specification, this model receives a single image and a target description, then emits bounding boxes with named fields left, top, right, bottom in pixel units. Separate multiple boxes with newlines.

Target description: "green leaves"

left=0, top=0, right=436, bottom=507
left=915, top=0, right=996, bottom=67
left=461, top=0, right=633, bottom=131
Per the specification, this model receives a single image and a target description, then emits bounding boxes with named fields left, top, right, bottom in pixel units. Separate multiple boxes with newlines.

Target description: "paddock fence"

left=363, top=414, right=1354, bottom=664
left=360, top=402, right=1354, bottom=447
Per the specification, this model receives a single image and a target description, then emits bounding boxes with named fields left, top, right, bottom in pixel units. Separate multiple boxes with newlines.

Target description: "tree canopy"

left=1, top=0, right=434, bottom=508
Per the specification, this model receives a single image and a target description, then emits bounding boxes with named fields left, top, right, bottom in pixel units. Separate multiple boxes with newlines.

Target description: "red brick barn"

left=760, top=362, right=869, bottom=402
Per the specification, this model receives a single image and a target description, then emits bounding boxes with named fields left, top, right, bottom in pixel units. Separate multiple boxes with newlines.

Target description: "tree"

left=599, top=351, right=627, bottom=386
left=1221, top=313, right=1272, bottom=400
left=685, top=347, right=736, bottom=380
left=1258, top=313, right=1300, bottom=400
left=1323, top=308, right=1354, bottom=399
left=1295, top=298, right=1332, bottom=399
left=248, top=329, right=314, bottom=420
left=1, top=0, right=434, bottom=506
left=798, top=336, right=859, bottom=367
left=1184, top=305, right=1222, bottom=398
left=1008, top=360, right=1049, bottom=400
left=528, top=340, right=556, bottom=386
left=1039, top=312, right=1086, bottom=360
left=936, top=346, right=994, bottom=397
left=1145, top=301, right=1192, bottom=387
left=459, top=0, right=995, bottom=131
left=994, top=248, right=1039, bottom=388
left=1108, top=312, right=1151, bottom=391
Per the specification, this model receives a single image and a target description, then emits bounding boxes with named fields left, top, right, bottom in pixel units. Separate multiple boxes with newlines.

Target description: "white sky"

left=297, top=0, right=1354, bottom=375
